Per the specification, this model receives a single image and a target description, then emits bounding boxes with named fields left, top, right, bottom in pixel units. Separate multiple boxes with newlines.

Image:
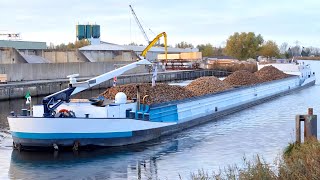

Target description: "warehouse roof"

left=79, top=43, right=199, bottom=53
left=0, top=40, right=46, bottom=50
left=79, top=43, right=127, bottom=51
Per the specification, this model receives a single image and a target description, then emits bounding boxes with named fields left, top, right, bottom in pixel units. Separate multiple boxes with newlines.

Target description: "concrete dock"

left=0, top=69, right=229, bottom=100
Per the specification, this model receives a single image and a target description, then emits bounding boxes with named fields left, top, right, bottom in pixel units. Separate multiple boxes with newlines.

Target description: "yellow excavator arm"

left=141, top=32, right=167, bottom=61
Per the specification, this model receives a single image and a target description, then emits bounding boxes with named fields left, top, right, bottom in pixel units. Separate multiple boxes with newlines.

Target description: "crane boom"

left=42, top=59, right=152, bottom=117
left=70, top=59, right=151, bottom=95
left=129, top=5, right=150, bottom=43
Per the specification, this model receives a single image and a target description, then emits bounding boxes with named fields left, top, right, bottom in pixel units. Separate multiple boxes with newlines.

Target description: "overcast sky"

left=1, top=0, right=319, bottom=47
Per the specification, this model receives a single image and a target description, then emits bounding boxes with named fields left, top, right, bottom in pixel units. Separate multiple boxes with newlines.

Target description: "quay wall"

left=0, top=48, right=140, bottom=64
left=0, top=70, right=229, bottom=100
left=1, top=61, right=148, bottom=82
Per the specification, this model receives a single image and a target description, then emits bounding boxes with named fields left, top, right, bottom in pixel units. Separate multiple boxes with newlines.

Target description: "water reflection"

left=9, top=139, right=180, bottom=180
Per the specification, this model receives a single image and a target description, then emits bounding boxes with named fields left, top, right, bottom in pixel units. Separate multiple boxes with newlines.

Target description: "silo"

left=85, top=25, right=92, bottom=39
left=76, top=25, right=86, bottom=40
left=92, top=25, right=101, bottom=38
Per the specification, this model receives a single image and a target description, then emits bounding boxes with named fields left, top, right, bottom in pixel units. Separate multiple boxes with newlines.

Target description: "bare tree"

left=308, top=46, right=320, bottom=56
left=289, top=45, right=301, bottom=57
left=175, top=41, right=194, bottom=48
left=279, top=42, right=288, bottom=54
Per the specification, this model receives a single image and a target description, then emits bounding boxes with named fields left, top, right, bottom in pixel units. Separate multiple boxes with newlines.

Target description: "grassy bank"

left=190, top=138, right=320, bottom=180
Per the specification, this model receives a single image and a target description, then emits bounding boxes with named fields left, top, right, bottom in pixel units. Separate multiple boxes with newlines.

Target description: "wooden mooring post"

left=296, top=108, right=317, bottom=143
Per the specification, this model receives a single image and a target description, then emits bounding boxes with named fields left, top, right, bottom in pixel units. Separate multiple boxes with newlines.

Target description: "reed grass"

left=189, top=138, right=320, bottom=180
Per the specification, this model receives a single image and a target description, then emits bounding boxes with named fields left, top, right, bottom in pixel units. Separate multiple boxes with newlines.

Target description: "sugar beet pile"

left=255, top=65, right=291, bottom=82
left=186, top=76, right=233, bottom=96
left=101, top=83, right=195, bottom=105
left=101, top=66, right=290, bottom=105
left=223, top=70, right=260, bottom=86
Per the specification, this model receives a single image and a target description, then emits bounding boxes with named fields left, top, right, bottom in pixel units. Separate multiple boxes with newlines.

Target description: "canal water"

left=0, top=60, right=319, bottom=180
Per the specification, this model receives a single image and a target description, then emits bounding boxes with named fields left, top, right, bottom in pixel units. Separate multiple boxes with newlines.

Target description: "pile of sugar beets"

left=101, top=66, right=290, bottom=105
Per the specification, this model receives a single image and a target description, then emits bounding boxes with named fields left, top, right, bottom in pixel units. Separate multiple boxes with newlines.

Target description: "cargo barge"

left=7, top=59, right=316, bottom=151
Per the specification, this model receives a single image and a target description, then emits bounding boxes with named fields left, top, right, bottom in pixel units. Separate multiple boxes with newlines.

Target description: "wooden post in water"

left=296, top=108, right=317, bottom=143
left=304, top=108, right=317, bottom=140
left=296, top=115, right=302, bottom=143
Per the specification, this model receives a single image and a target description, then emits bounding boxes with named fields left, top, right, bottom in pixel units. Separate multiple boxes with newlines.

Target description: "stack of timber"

left=158, top=52, right=202, bottom=70
left=0, top=74, right=7, bottom=83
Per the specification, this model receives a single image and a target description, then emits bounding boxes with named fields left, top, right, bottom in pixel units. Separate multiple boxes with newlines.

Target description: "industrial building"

left=0, top=22, right=198, bottom=64
left=75, top=22, right=198, bottom=62
left=0, top=40, right=49, bottom=64
left=79, top=42, right=198, bottom=62
left=124, top=45, right=198, bottom=60
left=0, top=40, right=198, bottom=64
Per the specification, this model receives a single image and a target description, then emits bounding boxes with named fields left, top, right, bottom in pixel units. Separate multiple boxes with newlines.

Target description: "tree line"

left=175, top=32, right=320, bottom=60
left=47, top=39, right=90, bottom=50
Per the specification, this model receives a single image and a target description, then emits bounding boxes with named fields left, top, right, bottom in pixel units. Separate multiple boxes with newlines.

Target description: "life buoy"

left=59, top=109, right=69, bottom=113
left=58, top=109, right=76, bottom=118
